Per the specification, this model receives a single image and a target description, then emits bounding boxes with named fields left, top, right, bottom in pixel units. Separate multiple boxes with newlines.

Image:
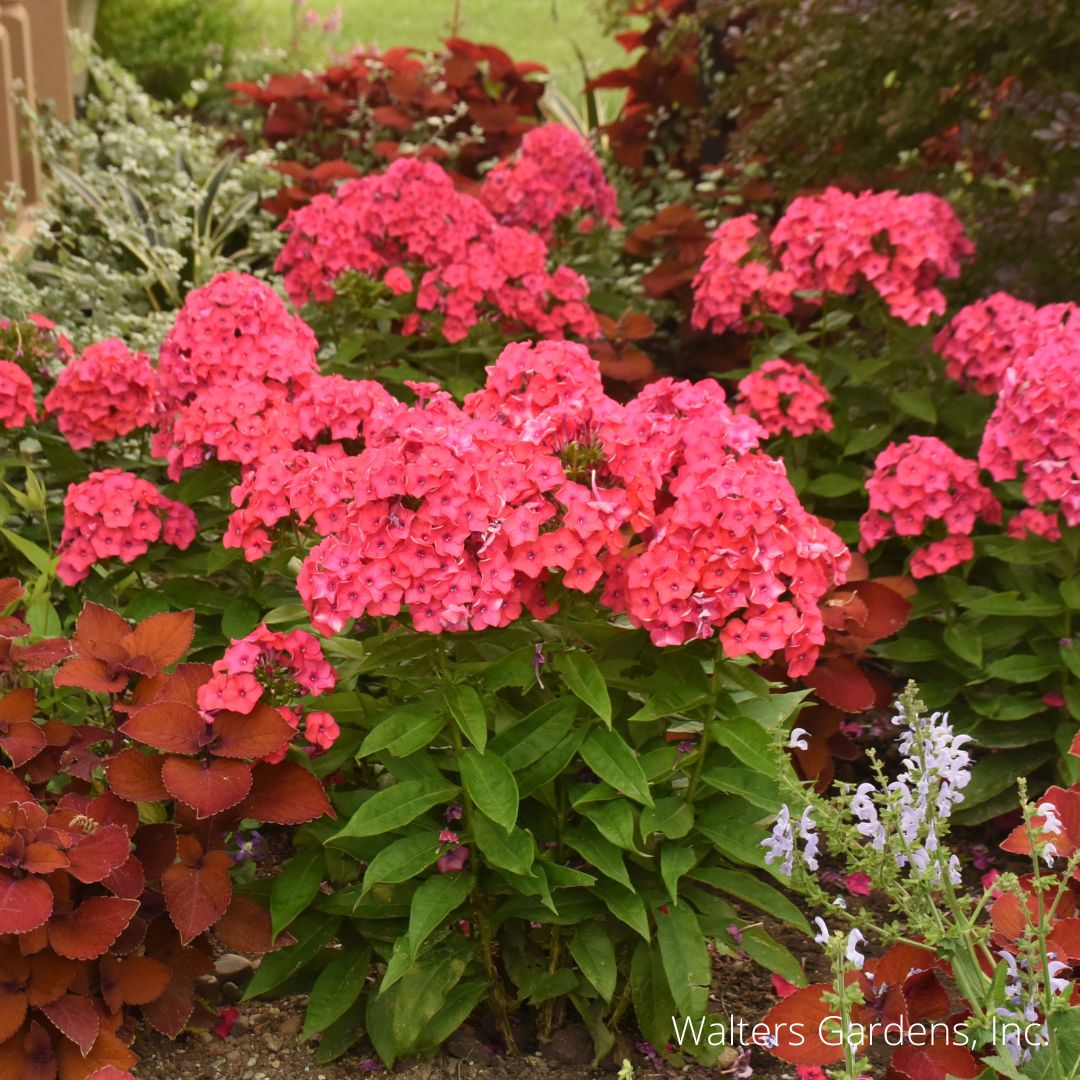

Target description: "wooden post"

left=0, top=23, right=20, bottom=201
left=0, top=4, right=40, bottom=203
left=16, top=0, right=73, bottom=123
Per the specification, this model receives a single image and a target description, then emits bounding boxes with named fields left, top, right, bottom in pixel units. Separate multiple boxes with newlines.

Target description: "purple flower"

left=444, top=803, right=463, bottom=824
left=533, top=642, right=546, bottom=688
left=233, top=831, right=266, bottom=864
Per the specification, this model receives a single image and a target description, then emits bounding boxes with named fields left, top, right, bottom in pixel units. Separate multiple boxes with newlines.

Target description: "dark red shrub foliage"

left=229, top=38, right=547, bottom=216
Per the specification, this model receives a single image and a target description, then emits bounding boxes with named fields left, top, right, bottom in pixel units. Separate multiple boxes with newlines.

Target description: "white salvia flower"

left=1047, top=954, right=1071, bottom=998
left=1043, top=842, right=1058, bottom=867
left=1038, top=802, right=1063, bottom=836
left=789, top=727, right=810, bottom=751
left=813, top=917, right=830, bottom=945
left=845, top=928, right=866, bottom=970
left=762, top=806, right=796, bottom=876
left=833, top=897, right=848, bottom=909
left=799, top=807, right=820, bottom=871
left=850, top=782, right=886, bottom=850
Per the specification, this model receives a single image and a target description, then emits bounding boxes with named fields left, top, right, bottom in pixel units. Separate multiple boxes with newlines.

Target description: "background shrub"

left=95, top=0, right=246, bottom=102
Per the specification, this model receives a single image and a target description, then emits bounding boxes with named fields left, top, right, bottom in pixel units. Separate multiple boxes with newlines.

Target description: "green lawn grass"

left=240, top=0, right=626, bottom=105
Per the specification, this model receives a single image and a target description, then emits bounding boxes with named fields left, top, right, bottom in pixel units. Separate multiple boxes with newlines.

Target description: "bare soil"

left=132, top=908, right=817, bottom=1080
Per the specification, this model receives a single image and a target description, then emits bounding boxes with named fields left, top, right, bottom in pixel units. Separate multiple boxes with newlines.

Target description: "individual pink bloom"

left=439, top=829, right=460, bottom=846
left=383, top=266, right=413, bottom=295
left=212, top=1006, right=239, bottom=1038
left=1043, top=692, right=1066, bottom=708
left=304, top=710, right=340, bottom=750
left=844, top=872, right=872, bottom=896
left=436, top=845, right=470, bottom=873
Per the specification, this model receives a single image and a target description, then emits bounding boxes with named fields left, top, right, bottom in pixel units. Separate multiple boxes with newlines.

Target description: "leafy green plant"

left=260, top=618, right=814, bottom=1066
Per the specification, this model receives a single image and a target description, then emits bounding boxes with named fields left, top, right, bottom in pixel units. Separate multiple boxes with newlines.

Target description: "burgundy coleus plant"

left=758, top=943, right=980, bottom=1079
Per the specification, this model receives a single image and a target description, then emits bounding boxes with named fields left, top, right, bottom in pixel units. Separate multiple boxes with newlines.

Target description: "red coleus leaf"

left=99, top=954, right=172, bottom=1013
left=0, top=721, right=46, bottom=768
left=803, top=657, right=877, bottom=713
left=162, top=757, right=253, bottom=818
left=102, top=855, right=145, bottom=900
left=210, top=705, right=294, bottom=760
left=121, top=610, right=194, bottom=671
left=12, top=637, right=72, bottom=671
left=848, top=579, right=912, bottom=644
left=0, top=874, right=53, bottom=934
left=22, top=1020, right=56, bottom=1080
left=163, top=845, right=234, bottom=944
left=64, top=825, right=130, bottom=884
left=53, top=656, right=127, bottom=694
left=39, top=992, right=100, bottom=1056
left=1002, top=785, right=1080, bottom=858
left=212, top=894, right=276, bottom=954
left=22, top=841, right=69, bottom=875
left=119, top=702, right=205, bottom=755
left=27, top=950, right=79, bottom=1007
left=72, top=603, right=129, bottom=656
left=105, top=749, right=170, bottom=803
left=1048, top=917, right=1080, bottom=960
left=56, top=1027, right=137, bottom=1080
left=0, top=686, right=34, bottom=724
left=758, top=984, right=848, bottom=1065
left=237, top=761, right=334, bottom=825
left=140, top=945, right=213, bottom=1038
left=0, top=952, right=26, bottom=1041
left=85, top=1071, right=137, bottom=1080
left=133, top=823, right=178, bottom=884
left=151, top=663, right=214, bottom=707
left=0, top=577, right=24, bottom=609
left=0, top=766, right=32, bottom=803
left=48, top=897, right=139, bottom=960
left=891, top=1040, right=981, bottom=1080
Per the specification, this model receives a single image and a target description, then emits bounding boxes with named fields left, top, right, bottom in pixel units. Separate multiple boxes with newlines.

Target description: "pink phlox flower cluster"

left=979, top=334, right=1080, bottom=526
left=198, top=623, right=337, bottom=710
left=156, top=271, right=319, bottom=409
left=859, top=436, right=1000, bottom=576
left=44, top=338, right=157, bottom=450
left=286, top=341, right=846, bottom=674
left=1007, top=507, right=1062, bottom=543
left=934, top=293, right=1080, bottom=395
left=0, top=360, right=36, bottom=429
left=152, top=273, right=321, bottom=478
left=735, top=358, right=833, bottom=437
left=908, top=535, right=976, bottom=579
left=771, top=188, right=973, bottom=326
left=56, top=468, right=198, bottom=585
left=197, top=624, right=339, bottom=758
left=276, top=157, right=599, bottom=343
left=690, top=214, right=799, bottom=334
left=296, top=387, right=575, bottom=636
left=480, top=123, right=620, bottom=239
left=614, top=440, right=849, bottom=672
